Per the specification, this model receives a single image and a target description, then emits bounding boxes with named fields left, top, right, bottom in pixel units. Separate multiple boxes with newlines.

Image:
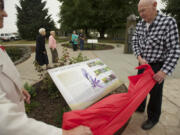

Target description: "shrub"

left=24, top=82, right=37, bottom=97
left=33, top=48, right=89, bottom=99
left=25, top=101, right=40, bottom=114
left=24, top=82, right=39, bottom=113
left=62, top=43, right=114, bottom=50
left=6, top=47, right=23, bottom=62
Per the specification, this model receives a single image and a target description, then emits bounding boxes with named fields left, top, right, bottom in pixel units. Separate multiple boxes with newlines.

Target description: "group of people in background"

left=71, top=29, right=85, bottom=51
left=35, top=28, right=85, bottom=69
left=35, top=28, right=59, bottom=69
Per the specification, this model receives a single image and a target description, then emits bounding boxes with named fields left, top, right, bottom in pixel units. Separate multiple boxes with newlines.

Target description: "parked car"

left=0, top=33, right=11, bottom=41
left=11, top=33, right=21, bottom=40
left=0, top=33, right=21, bottom=41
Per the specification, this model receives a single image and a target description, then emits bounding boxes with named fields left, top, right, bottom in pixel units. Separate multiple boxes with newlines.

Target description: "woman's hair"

left=39, top=28, right=46, bottom=35
left=0, top=0, right=4, bottom=10
left=50, top=31, right=55, bottom=35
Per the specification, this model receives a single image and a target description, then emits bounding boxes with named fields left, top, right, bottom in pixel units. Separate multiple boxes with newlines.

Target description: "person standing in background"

left=79, top=29, right=85, bottom=50
left=71, top=30, right=79, bottom=51
left=35, top=28, right=49, bottom=69
left=49, top=31, right=59, bottom=63
left=0, top=0, right=92, bottom=135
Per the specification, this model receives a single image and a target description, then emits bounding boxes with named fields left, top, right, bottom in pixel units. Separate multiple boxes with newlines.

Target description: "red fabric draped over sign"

left=62, top=64, right=156, bottom=135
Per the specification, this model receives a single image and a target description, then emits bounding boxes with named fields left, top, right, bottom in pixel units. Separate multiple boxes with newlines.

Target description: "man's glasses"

left=0, top=0, right=4, bottom=11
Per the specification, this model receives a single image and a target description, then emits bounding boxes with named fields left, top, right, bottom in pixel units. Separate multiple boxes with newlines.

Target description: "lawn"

left=1, top=40, right=36, bottom=45
left=1, top=37, right=69, bottom=45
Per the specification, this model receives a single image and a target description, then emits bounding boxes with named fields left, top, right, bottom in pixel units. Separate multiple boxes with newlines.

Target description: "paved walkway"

left=14, top=43, right=180, bottom=135
left=12, top=42, right=96, bottom=84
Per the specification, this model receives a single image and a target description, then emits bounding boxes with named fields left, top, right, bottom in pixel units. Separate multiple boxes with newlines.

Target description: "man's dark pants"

left=137, top=62, right=164, bottom=123
left=80, top=39, right=84, bottom=50
left=73, top=43, right=78, bottom=51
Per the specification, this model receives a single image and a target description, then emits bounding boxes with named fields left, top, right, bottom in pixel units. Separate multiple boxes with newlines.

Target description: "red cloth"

left=0, top=45, right=5, bottom=51
left=62, top=64, right=156, bottom=135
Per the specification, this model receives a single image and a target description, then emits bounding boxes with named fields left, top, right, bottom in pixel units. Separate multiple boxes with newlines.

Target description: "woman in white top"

left=0, top=0, right=92, bottom=135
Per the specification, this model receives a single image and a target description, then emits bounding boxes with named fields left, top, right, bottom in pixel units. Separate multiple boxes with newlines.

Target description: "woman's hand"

left=62, top=125, right=92, bottom=135
left=22, top=89, right=31, bottom=104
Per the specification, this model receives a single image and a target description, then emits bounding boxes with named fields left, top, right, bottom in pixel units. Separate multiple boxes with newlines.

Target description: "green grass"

left=1, top=40, right=36, bottom=45
left=1, top=37, right=69, bottom=45
left=56, top=37, right=69, bottom=43
left=0, top=38, right=124, bottom=46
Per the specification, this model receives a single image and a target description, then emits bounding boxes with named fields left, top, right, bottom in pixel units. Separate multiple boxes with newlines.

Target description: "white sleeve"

left=0, top=87, right=62, bottom=135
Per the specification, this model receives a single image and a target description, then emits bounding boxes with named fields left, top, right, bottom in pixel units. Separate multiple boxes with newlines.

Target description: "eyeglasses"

left=0, top=0, right=4, bottom=11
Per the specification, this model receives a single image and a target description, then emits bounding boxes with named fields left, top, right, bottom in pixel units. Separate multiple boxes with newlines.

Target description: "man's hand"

left=153, top=70, right=166, bottom=84
left=137, top=56, right=148, bottom=65
left=22, top=89, right=31, bottom=104
left=62, top=125, right=92, bottom=135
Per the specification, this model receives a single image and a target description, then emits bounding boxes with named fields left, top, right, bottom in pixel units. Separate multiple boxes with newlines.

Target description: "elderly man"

left=132, top=0, right=180, bottom=130
left=0, top=0, right=92, bottom=135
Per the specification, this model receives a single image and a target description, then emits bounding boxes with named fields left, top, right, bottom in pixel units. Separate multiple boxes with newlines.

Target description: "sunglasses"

left=0, top=0, right=4, bottom=11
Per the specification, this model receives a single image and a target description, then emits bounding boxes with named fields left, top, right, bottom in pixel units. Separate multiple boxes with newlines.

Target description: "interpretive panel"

left=48, top=58, right=122, bottom=110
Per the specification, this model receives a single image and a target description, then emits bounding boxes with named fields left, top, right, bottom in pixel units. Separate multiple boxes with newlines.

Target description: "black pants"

left=73, top=43, right=78, bottom=51
left=137, top=62, right=164, bottom=123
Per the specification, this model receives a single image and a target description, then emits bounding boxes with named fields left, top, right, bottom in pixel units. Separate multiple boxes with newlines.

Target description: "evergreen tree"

left=16, top=0, right=56, bottom=40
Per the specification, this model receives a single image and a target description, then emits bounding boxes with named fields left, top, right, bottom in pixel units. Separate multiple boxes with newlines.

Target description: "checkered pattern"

left=132, top=11, right=180, bottom=75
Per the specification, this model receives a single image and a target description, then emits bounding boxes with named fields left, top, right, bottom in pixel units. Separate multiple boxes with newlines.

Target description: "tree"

left=58, top=0, right=138, bottom=38
left=162, top=0, right=180, bottom=29
left=90, top=0, right=139, bottom=38
left=16, top=0, right=56, bottom=40
left=59, top=0, right=93, bottom=35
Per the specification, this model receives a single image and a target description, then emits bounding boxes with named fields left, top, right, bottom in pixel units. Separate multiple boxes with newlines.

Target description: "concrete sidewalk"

left=15, top=42, right=96, bottom=85
left=16, top=43, right=180, bottom=135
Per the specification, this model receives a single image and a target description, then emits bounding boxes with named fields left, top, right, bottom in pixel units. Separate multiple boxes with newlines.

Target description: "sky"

left=1, top=0, right=61, bottom=33
left=1, top=0, right=165, bottom=33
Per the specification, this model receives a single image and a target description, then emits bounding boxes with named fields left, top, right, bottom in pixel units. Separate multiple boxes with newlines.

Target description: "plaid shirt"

left=132, top=11, right=180, bottom=75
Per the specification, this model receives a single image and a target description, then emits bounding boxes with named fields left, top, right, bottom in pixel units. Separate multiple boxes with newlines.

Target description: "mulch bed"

left=27, top=81, right=68, bottom=127
left=27, top=81, right=129, bottom=134
left=62, top=43, right=114, bottom=50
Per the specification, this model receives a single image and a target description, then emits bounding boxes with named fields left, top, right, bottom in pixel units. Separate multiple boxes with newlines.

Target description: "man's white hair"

left=139, top=0, right=157, bottom=5
left=39, top=28, right=46, bottom=34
